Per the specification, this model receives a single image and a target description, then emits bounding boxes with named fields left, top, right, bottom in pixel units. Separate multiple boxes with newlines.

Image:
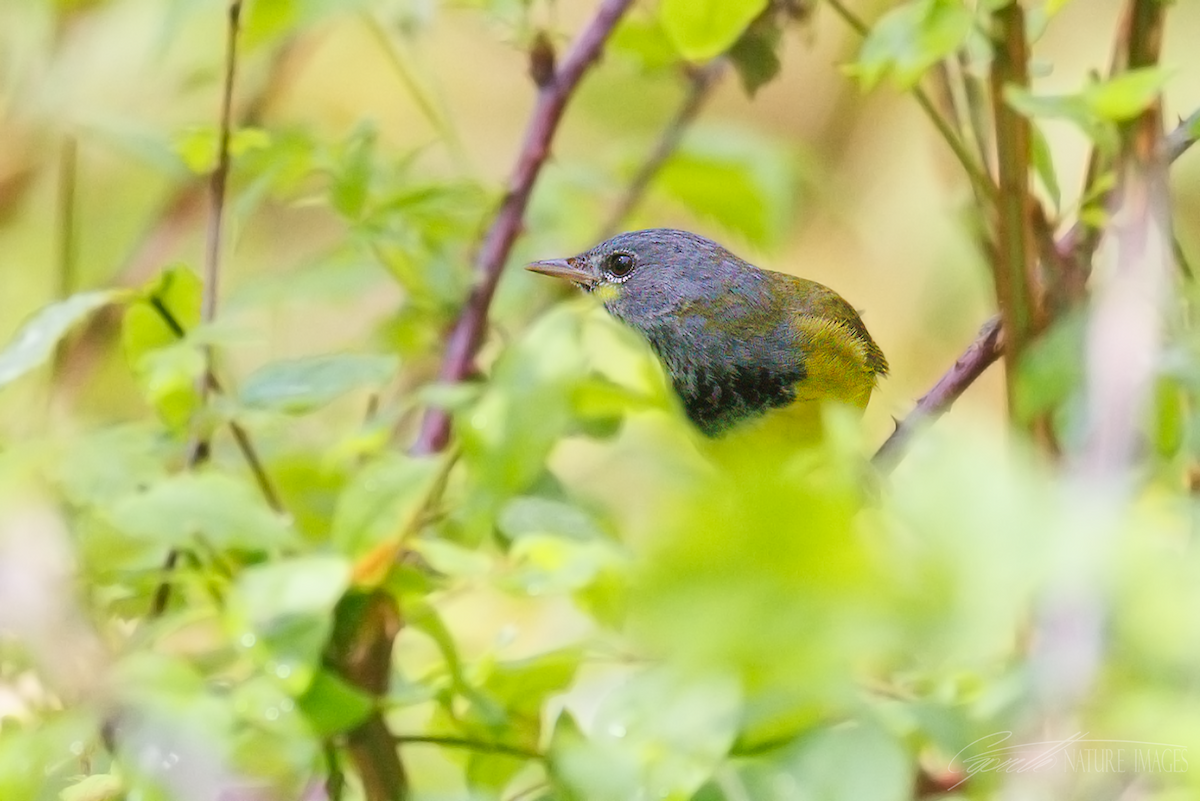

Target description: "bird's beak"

left=525, top=258, right=598, bottom=288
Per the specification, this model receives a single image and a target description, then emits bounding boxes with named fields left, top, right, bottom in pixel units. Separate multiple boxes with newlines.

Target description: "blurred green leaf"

left=331, top=452, right=443, bottom=558
left=498, top=496, right=606, bottom=542
left=740, top=722, right=912, bottom=801
left=122, top=265, right=204, bottom=430
left=227, top=555, right=351, bottom=692
left=659, top=0, right=768, bottom=61
left=553, top=669, right=741, bottom=801
left=728, top=18, right=781, bottom=96
left=1030, top=124, right=1061, bottom=210
left=297, top=670, right=375, bottom=737
left=51, top=424, right=172, bottom=507
left=655, top=124, right=795, bottom=248
left=59, top=774, right=123, bottom=801
left=172, top=126, right=271, bottom=174
left=329, top=123, right=377, bottom=220
left=1082, top=67, right=1171, bottom=122
left=851, top=0, right=973, bottom=91
left=0, top=290, right=121, bottom=390
left=105, top=472, right=295, bottom=550
left=239, top=353, right=398, bottom=414
left=610, top=15, right=680, bottom=71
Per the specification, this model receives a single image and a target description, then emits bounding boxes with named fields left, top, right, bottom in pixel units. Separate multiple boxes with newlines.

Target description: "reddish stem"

left=413, top=0, right=635, bottom=454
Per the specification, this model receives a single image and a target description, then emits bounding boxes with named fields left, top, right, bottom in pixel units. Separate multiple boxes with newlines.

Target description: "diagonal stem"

left=412, top=0, right=635, bottom=455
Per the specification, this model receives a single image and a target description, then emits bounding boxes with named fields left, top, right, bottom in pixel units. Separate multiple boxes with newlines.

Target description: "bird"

left=526, top=229, right=887, bottom=443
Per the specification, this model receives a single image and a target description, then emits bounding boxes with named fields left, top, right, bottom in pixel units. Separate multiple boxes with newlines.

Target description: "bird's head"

left=526, top=228, right=742, bottom=329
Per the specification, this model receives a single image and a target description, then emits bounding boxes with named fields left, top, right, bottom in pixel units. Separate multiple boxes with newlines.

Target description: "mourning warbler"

left=527, top=228, right=887, bottom=439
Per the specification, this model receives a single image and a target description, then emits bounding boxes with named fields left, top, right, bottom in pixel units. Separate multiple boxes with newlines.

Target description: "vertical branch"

left=413, top=0, right=635, bottom=455
left=988, top=2, right=1038, bottom=407
left=153, top=0, right=244, bottom=619
left=1007, top=4, right=1171, bottom=798
left=195, top=0, right=242, bottom=413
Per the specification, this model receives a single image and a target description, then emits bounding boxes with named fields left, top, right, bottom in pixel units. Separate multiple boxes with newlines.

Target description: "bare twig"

left=1165, top=107, right=1200, bottom=163
left=597, top=59, right=728, bottom=239
left=153, top=0, right=244, bottom=619
left=872, top=316, right=1002, bottom=471
left=195, top=0, right=242, bottom=408
left=412, top=0, right=635, bottom=454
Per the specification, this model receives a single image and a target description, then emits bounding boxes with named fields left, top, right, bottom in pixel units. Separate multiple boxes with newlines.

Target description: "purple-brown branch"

left=873, top=316, right=1002, bottom=471
left=412, top=0, right=634, bottom=455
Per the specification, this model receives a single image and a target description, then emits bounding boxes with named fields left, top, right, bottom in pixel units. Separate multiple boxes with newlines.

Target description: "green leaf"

left=0, top=290, right=121, bottom=390
left=331, top=452, right=443, bottom=558
left=548, top=711, right=640, bottom=801
left=610, top=15, right=679, bottom=71
left=553, top=669, right=741, bottom=801
left=851, top=0, right=973, bottom=91
left=228, top=555, right=352, bottom=693
left=298, top=670, right=375, bottom=736
left=172, top=126, right=271, bottom=174
left=329, top=123, right=377, bottom=220
left=497, top=496, right=606, bottom=542
left=1082, top=67, right=1172, bottom=122
left=503, top=534, right=624, bottom=596
left=122, top=265, right=204, bottom=429
left=60, top=774, right=123, bottom=801
left=1030, top=124, right=1061, bottom=210
left=470, top=649, right=583, bottom=745
left=105, top=472, right=295, bottom=550
left=742, top=722, right=912, bottom=801
left=727, top=18, right=782, bottom=97
left=240, top=353, right=398, bottom=414
left=51, top=424, right=172, bottom=508
left=655, top=124, right=795, bottom=247
left=659, top=0, right=768, bottom=61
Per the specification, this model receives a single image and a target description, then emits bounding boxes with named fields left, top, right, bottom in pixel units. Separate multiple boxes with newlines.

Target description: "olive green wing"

left=779, top=275, right=888, bottom=409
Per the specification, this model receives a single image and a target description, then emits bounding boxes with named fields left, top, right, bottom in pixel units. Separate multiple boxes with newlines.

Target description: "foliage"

left=0, top=1, right=1199, bottom=801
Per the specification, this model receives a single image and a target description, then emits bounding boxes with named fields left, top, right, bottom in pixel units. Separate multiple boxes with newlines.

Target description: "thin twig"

left=153, top=0, right=244, bottom=619
left=412, top=0, right=635, bottom=454
left=597, top=59, right=728, bottom=239
left=394, top=734, right=544, bottom=761
left=872, top=315, right=1002, bottom=471
left=1165, top=107, right=1200, bottom=163
left=195, top=0, right=242, bottom=410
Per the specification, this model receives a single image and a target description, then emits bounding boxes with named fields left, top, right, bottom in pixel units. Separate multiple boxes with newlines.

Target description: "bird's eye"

left=605, top=252, right=635, bottom=281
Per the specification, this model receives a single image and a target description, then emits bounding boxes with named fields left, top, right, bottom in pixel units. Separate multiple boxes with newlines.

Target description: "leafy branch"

left=412, top=0, right=635, bottom=454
